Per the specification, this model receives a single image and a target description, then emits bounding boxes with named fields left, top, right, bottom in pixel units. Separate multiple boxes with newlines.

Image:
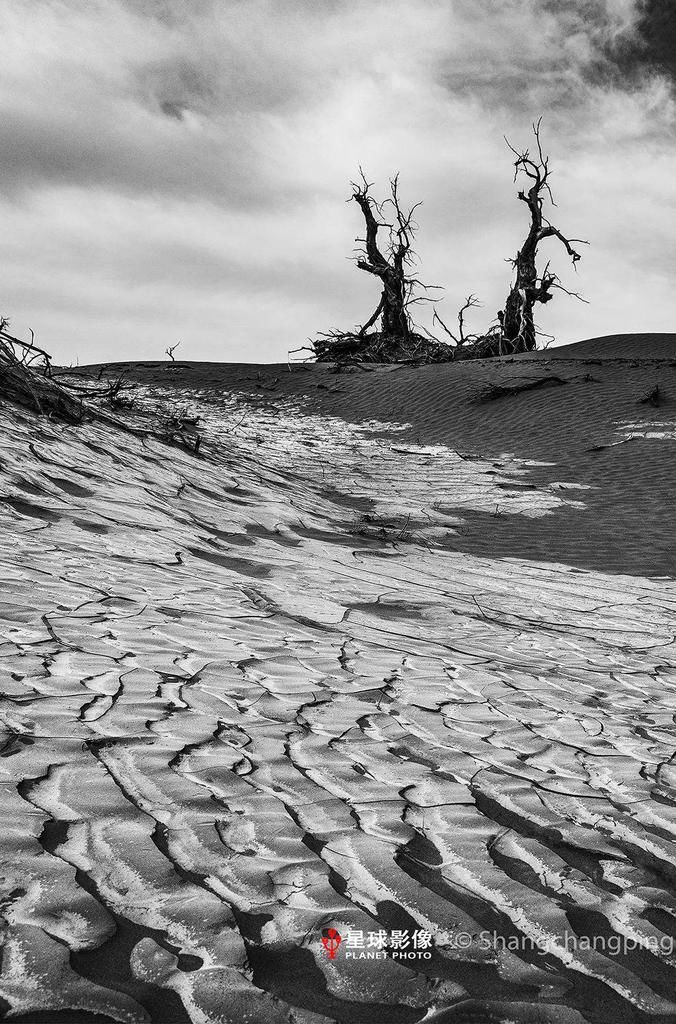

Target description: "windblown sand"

left=0, top=334, right=675, bottom=1024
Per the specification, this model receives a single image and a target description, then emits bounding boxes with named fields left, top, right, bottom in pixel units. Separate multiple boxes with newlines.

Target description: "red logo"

left=321, top=928, right=342, bottom=959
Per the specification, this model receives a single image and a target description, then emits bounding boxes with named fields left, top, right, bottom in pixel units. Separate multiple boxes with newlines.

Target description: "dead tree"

left=312, top=172, right=450, bottom=364
left=500, top=119, right=587, bottom=353
left=351, top=172, right=422, bottom=344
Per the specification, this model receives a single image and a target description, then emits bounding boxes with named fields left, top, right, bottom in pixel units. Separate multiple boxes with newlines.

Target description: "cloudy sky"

left=1, top=0, right=675, bottom=364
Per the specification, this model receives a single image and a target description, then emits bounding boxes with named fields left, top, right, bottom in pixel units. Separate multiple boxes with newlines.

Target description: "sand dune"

left=1, top=336, right=675, bottom=1023
left=526, top=334, right=676, bottom=361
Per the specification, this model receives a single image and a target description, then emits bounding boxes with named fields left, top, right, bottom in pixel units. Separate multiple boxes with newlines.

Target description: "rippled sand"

left=1, top=342, right=675, bottom=1023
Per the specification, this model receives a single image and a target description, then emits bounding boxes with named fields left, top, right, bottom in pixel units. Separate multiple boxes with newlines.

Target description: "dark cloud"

left=640, top=1, right=676, bottom=76
left=607, top=1, right=676, bottom=84
left=440, top=0, right=662, bottom=115
left=142, top=59, right=216, bottom=120
left=0, top=109, right=256, bottom=203
left=160, top=100, right=188, bottom=120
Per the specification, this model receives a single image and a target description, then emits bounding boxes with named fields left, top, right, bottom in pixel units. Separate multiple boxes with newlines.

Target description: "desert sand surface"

left=524, top=334, right=676, bottom=361
left=1, top=334, right=675, bottom=1024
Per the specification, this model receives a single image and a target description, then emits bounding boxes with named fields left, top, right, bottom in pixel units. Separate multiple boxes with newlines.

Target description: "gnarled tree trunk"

left=351, top=174, right=420, bottom=347
left=500, top=120, right=586, bottom=354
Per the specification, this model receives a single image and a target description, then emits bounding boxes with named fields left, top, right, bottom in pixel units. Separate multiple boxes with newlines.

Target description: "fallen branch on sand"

left=476, top=375, right=567, bottom=402
left=157, top=405, right=202, bottom=455
left=585, top=438, right=633, bottom=453
left=639, top=384, right=662, bottom=407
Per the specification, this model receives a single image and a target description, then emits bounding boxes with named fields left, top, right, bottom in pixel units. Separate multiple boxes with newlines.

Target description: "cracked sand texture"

left=1, top=352, right=676, bottom=1024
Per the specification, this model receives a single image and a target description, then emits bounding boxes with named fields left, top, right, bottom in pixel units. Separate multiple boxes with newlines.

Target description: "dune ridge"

left=525, top=334, right=676, bottom=361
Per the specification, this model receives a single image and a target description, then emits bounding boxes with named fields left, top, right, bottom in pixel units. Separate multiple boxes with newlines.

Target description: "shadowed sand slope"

left=100, top=335, right=676, bottom=576
left=0, top=336, right=675, bottom=1024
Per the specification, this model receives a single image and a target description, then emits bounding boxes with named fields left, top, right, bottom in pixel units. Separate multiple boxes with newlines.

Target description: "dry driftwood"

left=0, top=326, right=202, bottom=454
left=313, top=329, right=455, bottom=365
left=311, top=324, right=518, bottom=366
left=0, top=327, right=85, bottom=422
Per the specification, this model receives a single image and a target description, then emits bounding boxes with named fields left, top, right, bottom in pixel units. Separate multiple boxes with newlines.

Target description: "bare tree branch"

left=433, top=308, right=459, bottom=344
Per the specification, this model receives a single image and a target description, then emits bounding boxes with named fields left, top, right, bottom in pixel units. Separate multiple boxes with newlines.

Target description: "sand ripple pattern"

left=0, top=393, right=675, bottom=1024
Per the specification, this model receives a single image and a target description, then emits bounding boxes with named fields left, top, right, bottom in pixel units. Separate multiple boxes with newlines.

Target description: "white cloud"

left=0, top=0, right=674, bottom=363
